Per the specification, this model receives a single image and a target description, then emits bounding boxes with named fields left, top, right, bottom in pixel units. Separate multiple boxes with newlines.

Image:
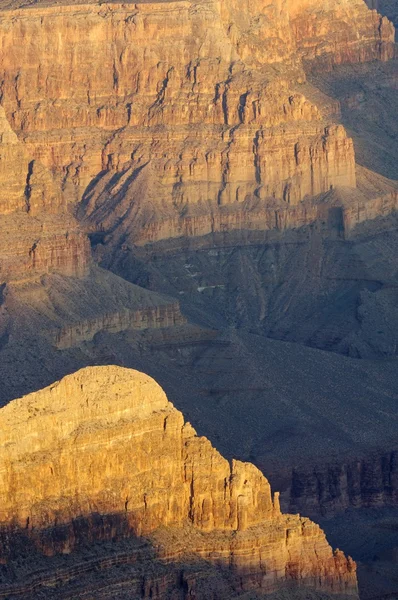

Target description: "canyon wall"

left=53, top=302, right=186, bottom=348
left=0, top=0, right=393, bottom=283
left=0, top=0, right=392, bottom=256
left=0, top=1, right=395, bottom=575
left=0, top=104, right=90, bottom=281
left=365, top=0, right=398, bottom=28
left=0, top=214, right=91, bottom=281
left=0, top=366, right=357, bottom=597
left=265, top=451, right=398, bottom=518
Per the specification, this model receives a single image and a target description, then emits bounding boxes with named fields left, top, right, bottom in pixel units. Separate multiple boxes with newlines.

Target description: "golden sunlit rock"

left=0, top=366, right=358, bottom=597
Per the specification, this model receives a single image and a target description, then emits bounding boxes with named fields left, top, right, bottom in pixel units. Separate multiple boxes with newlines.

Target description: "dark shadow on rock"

left=0, top=512, right=352, bottom=600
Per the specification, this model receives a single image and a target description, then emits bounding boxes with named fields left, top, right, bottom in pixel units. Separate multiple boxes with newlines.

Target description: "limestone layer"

left=0, top=366, right=357, bottom=597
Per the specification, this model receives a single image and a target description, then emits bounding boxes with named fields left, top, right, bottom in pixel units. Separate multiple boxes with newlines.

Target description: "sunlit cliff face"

left=0, top=366, right=358, bottom=597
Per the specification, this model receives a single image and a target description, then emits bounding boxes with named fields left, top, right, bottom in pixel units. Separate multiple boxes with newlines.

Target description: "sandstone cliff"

left=0, top=1, right=395, bottom=582
left=0, top=366, right=357, bottom=598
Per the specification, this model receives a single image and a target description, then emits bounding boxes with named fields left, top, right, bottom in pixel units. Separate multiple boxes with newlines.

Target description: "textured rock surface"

left=0, top=0, right=394, bottom=535
left=365, top=0, right=398, bottom=28
left=0, top=0, right=394, bottom=284
left=0, top=0, right=392, bottom=256
left=0, top=103, right=89, bottom=281
left=106, top=328, right=397, bottom=518
left=0, top=366, right=357, bottom=597
left=102, top=169, right=398, bottom=362
left=0, top=2, right=394, bottom=595
left=0, top=214, right=91, bottom=281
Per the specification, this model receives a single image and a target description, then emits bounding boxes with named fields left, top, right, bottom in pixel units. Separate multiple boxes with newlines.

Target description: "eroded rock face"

left=281, top=452, right=398, bottom=517
left=365, top=0, right=398, bottom=28
left=0, top=2, right=395, bottom=580
left=0, top=0, right=392, bottom=252
left=0, top=0, right=393, bottom=285
left=0, top=366, right=357, bottom=597
left=0, top=105, right=90, bottom=281
left=0, top=214, right=91, bottom=281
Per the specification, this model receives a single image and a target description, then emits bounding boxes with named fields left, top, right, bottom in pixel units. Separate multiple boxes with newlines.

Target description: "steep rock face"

left=365, top=0, right=398, bottom=28
left=0, top=366, right=357, bottom=597
left=100, top=170, right=398, bottom=362
left=0, top=0, right=392, bottom=132
left=222, top=0, right=395, bottom=67
left=0, top=105, right=64, bottom=218
left=0, top=91, right=187, bottom=355
left=56, top=327, right=396, bottom=521
left=279, top=451, right=398, bottom=517
left=0, top=214, right=91, bottom=281
left=80, top=123, right=357, bottom=246
left=0, top=105, right=90, bottom=281
left=0, top=0, right=391, bottom=247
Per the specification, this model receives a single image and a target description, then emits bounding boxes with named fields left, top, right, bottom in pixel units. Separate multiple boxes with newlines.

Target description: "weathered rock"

left=0, top=0, right=392, bottom=287
left=0, top=213, right=91, bottom=281
left=0, top=366, right=357, bottom=597
left=0, top=4, right=394, bottom=587
left=0, top=103, right=90, bottom=281
left=365, top=0, right=398, bottom=28
left=281, top=451, right=398, bottom=517
left=0, top=0, right=392, bottom=251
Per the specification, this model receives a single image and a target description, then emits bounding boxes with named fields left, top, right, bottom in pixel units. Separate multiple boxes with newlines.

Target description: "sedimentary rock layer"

left=280, top=451, right=398, bottom=517
left=0, top=366, right=357, bottom=597
left=0, top=0, right=393, bottom=286
left=0, top=105, right=90, bottom=281
left=0, top=214, right=91, bottom=281
left=0, top=0, right=392, bottom=254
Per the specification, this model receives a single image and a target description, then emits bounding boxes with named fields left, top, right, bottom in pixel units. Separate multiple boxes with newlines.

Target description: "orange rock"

left=0, top=0, right=393, bottom=279
left=0, top=366, right=358, bottom=596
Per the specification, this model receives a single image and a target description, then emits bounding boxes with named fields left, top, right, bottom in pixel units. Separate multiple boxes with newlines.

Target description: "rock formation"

left=0, top=2, right=395, bottom=592
left=365, top=0, right=398, bottom=28
left=0, top=84, right=186, bottom=356
left=0, top=0, right=392, bottom=253
left=0, top=0, right=394, bottom=284
left=0, top=366, right=357, bottom=598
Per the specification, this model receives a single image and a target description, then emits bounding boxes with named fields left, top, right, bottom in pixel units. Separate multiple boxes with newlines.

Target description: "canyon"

left=0, top=0, right=396, bottom=597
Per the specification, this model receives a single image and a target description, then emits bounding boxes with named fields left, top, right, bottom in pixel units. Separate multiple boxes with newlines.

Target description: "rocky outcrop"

left=53, top=303, right=186, bottom=348
left=365, top=0, right=398, bottom=28
left=0, top=366, right=357, bottom=597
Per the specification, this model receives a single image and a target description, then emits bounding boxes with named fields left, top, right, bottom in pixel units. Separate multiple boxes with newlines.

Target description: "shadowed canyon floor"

left=321, top=507, right=398, bottom=600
